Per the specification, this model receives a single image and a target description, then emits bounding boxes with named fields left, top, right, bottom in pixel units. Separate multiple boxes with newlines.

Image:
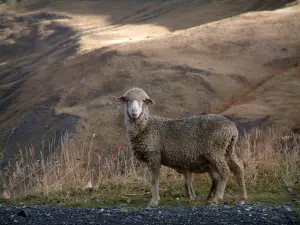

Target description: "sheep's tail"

left=226, top=135, right=237, bottom=156
left=227, top=135, right=247, bottom=169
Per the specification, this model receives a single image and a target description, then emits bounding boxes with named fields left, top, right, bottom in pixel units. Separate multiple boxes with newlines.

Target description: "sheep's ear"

left=116, top=96, right=128, bottom=102
left=144, top=98, right=155, bottom=105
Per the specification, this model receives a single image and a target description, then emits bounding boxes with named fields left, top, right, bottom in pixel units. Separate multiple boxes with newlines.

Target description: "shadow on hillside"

left=0, top=12, right=80, bottom=163
left=224, top=115, right=271, bottom=136
left=15, top=0, right=297, bottom=32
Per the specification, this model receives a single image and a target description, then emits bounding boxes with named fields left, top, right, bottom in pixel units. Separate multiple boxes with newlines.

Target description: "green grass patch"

left=2, top=180, right=300, bottom=210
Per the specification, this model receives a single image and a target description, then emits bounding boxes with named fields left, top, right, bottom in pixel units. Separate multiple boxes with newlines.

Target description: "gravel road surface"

left=0, top=203, right=299, bottom=225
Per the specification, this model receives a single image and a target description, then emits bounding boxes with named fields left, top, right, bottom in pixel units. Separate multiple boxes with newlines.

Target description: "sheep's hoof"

left=208, top=199, right=218, bottom=206
left=148, top=199, right=159, bottom=208
left=205, top=201, right=217, bottom=207
left=237, top=199, right=246, bottom=205
left=210, top=202, right=218, bottom=206
left=188, top=197, right=196, bottom=202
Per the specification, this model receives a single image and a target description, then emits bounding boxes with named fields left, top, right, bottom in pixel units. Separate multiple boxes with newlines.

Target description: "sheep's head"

left=116, top=87, right=155, bottom=119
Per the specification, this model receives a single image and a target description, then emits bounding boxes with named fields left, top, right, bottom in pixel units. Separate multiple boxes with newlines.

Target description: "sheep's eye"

left=143, top=99, right=153, bottom=105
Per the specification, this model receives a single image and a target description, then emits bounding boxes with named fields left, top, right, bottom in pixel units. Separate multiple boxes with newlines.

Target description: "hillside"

left=0, top=0, right=300, bottom=163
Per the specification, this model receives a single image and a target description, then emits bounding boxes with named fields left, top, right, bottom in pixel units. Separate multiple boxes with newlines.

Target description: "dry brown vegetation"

left=0, top=127, right=299, bottom=205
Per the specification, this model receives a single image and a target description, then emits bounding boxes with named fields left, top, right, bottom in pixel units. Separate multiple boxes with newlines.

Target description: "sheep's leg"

left=190, top=180, right=197, bottom=199
left=183, top=172, right=196, bottom=201
left=207, top=171, right=218, bottom=201
left=228, top=153, right=247, bottom=204
left=148, top=166, right=161, bottom=207
left=210, top=160, right=230, bottom=205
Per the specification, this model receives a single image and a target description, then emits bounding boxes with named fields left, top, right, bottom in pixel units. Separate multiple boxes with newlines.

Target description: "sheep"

left=116, top=87, right=247, bottom=207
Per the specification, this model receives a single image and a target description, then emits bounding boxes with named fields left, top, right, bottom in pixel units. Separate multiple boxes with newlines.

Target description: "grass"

left=0, top=127, right=300, bottom=209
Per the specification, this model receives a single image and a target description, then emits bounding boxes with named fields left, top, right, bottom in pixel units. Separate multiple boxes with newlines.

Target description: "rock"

left=17, top=210, right=27, bottom=218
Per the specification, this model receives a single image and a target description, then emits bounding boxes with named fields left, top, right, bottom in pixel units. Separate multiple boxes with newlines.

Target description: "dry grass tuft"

left=237, top=127, right=300, bottom=188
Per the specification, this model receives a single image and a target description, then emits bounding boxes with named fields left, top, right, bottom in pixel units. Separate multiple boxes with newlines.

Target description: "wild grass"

left=0, top=127, right=299, bottom=207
